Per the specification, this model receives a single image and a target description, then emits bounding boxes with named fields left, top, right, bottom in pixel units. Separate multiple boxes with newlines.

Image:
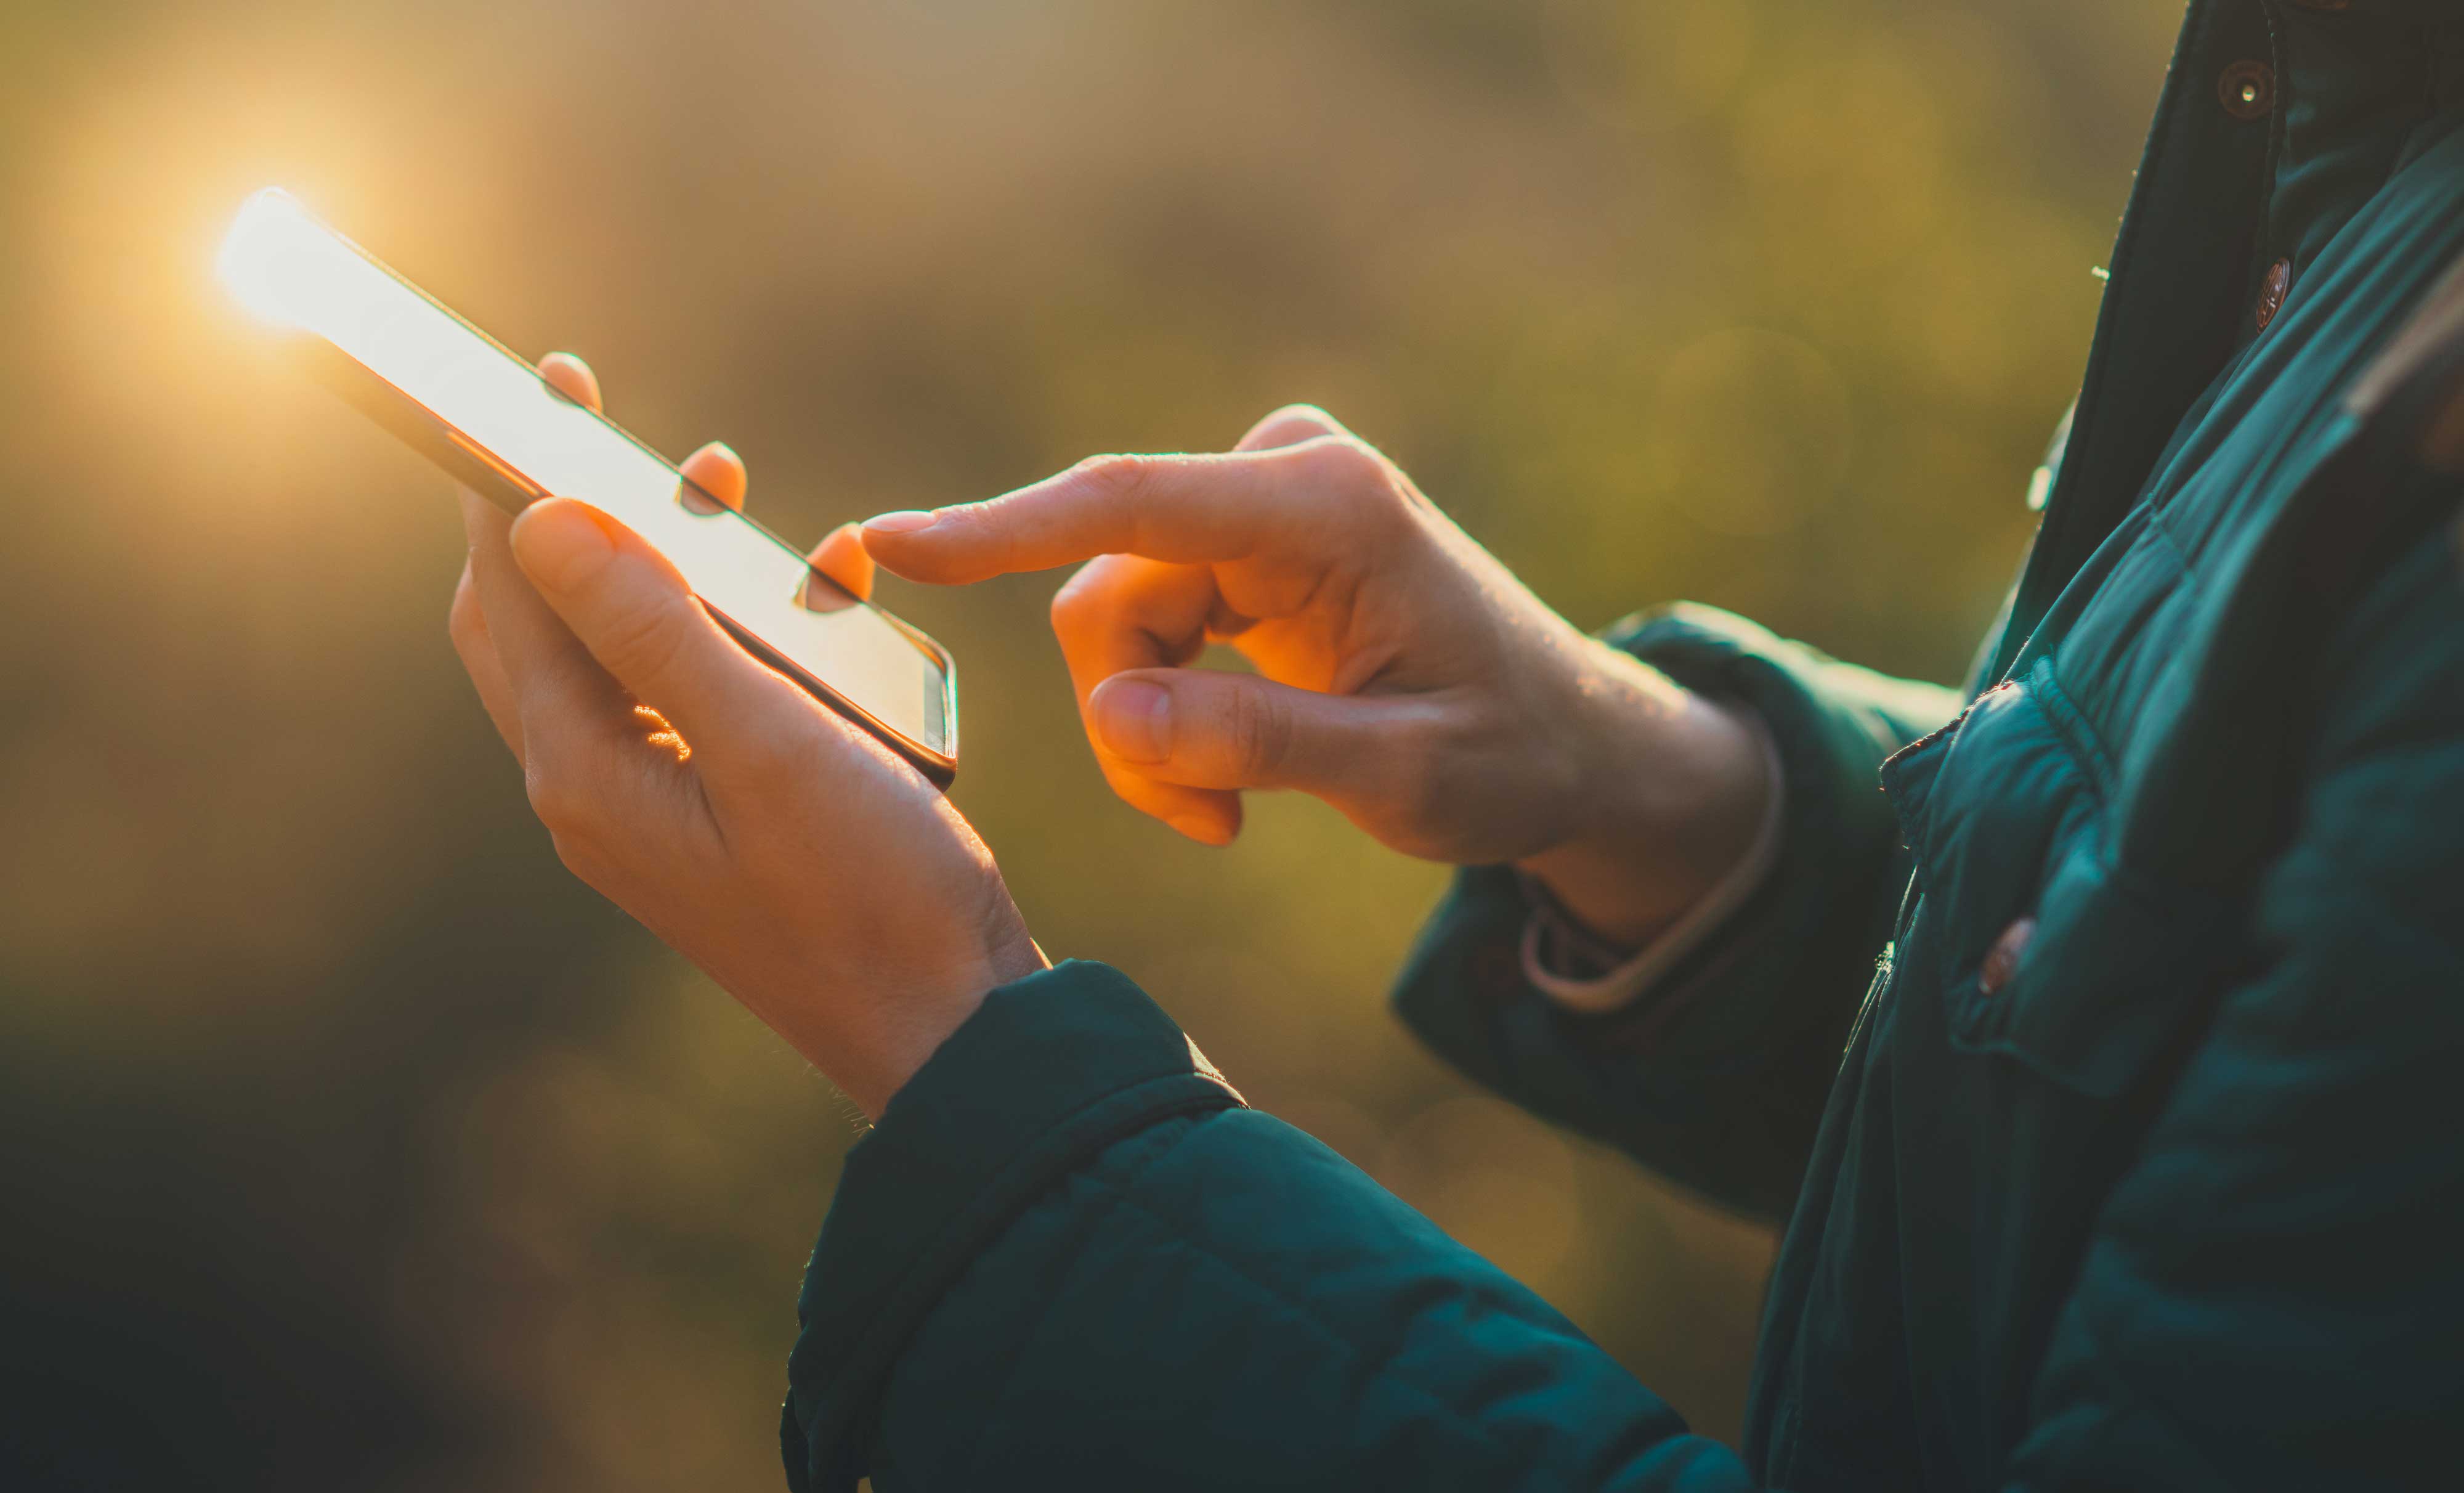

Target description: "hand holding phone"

left=219, top=189, right=1037, bottom=1112
left=450, top=355, right=1039, bottom=1118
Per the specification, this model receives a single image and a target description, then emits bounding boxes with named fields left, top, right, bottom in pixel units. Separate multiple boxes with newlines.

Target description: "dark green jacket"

left=782, top=4, right=2464, bottom=1487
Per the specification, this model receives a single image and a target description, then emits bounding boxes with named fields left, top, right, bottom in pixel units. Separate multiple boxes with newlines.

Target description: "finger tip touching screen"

left=217, top=189, right=958, bottom=785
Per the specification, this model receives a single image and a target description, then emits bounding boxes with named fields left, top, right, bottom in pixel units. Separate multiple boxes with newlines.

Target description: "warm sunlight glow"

left=216, top=187, right=359, bottom=333
left=207, top=185, right=954, bottom=757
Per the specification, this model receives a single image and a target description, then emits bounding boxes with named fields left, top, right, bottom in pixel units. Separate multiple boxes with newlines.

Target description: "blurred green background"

left=0, top=0, right=2173, bottom=1486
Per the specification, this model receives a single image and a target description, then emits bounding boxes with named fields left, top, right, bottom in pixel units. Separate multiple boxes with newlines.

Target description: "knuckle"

left=1301, top=436, right=1395, bottom=508
left=546, top=828, right=611, bottom=884
left=1069, top=452, right=1148, bottom=505
left=1260, top=402, right=1339, bottom=436
left=543, top=823, right=589, bottom=869
left=1356, top=478, right=1420, bottom=535
left=1049, top=568, right=1098, bottom=630
left=1226, top=688, right=1294, bottom=777
left=1048, top=561, right=1118, bottom=636
left=596, top=601, right=690, bottom=688
left=1387, top=729, right=1448, bottom=826
left=447, top=576, right=482, bottom=646
left=1310, top=433, right=1377, bottom=478
left=522, top=760, right=593, bottom=837
left=1364, top=706, right=1450, bottom=822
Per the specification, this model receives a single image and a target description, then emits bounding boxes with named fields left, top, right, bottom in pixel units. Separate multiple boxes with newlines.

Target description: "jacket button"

left=2218, top=60, right=2274, bottom=119
left=2255, top=258, right=2293, bottom=331
left=1979, top=918, right=2036, bottom=996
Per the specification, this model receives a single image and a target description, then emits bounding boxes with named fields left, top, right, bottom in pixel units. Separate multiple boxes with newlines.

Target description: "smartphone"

left=217, top=188, right=958, bottom=786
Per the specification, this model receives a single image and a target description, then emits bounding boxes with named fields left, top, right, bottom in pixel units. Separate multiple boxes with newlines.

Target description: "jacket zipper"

left=1842, top=938, right=1897, bottom=1059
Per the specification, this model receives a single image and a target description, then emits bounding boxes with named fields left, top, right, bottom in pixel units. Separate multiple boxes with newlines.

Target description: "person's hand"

left=448, top=352, right=1041, bottom=1117
left=860, top=407, right=1772, bottom=946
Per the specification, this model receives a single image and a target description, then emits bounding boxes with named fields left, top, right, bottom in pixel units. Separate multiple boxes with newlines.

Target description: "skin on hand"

left=447, top=352, right=1037, bottom=1118
left=860, top=406, right=1773, bottom=946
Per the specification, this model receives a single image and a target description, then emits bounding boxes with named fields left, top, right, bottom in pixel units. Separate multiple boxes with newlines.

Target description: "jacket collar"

left=1977, top=0, right=2464, bottom=686
left=2263, top=1, right=2464, bottom=275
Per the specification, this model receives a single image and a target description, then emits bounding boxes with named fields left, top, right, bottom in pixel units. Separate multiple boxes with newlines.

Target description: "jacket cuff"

left=1390, top=604, right=1932, bottom=1216
left=781, top=961, right=1246, bottom=1492
left=1520, top=704, right=1787, bottom=1014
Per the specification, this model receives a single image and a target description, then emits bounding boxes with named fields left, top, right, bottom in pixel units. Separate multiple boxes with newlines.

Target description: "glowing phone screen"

left=219, top=189, right=954, bottom=771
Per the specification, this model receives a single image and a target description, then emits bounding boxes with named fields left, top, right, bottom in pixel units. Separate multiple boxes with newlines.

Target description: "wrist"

left=758, top=889, right=1046, bottom=1121
left=1515, top=644, right=1775, bottom=947
left=853, top=928, right=1047, bottom=1120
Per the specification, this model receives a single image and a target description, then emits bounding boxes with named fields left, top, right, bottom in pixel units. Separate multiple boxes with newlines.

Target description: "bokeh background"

left=0, top=1, right=2176, bottom=1486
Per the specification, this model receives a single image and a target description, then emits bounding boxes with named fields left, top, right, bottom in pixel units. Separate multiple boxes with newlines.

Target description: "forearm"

left=787, top=961, right=1765, bottom=1492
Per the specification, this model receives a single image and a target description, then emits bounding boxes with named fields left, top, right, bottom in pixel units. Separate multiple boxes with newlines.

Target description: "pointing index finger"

left=860, top=441, right=1343, bottom=585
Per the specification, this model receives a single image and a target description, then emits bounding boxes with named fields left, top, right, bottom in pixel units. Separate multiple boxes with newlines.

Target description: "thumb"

left=1085, top=669, right=1423, bottom=799
left=508, top=497, right=794, bottom=755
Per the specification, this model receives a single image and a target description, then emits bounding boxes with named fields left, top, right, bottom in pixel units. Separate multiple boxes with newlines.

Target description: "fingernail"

left=509, top=499, right=619, bottom=592
left=1090, top=678, right=1172, bottom=763
left=864, top=510, right=939, bottom=535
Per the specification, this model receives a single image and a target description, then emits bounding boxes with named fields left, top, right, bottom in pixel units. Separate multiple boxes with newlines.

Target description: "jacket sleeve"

left=781, top=960, right=1767, bottom=1492
left=1392, top=603, right=1961, bottom=1219
left=2002, top=523, right=2464, bottom=1490
left=778, top=529, right=2462, bottom=1489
